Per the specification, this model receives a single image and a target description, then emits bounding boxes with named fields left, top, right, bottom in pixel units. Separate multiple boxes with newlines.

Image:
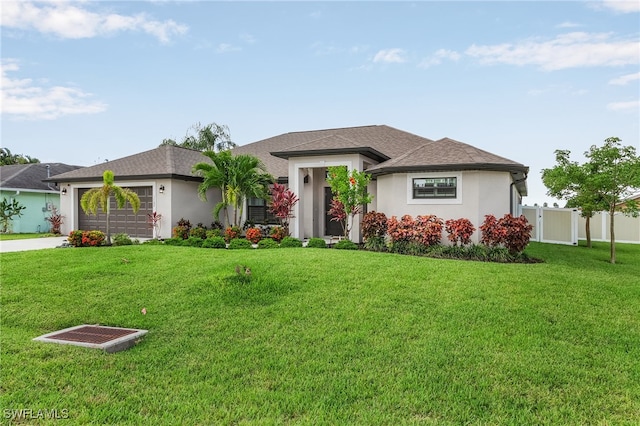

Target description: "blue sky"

left=2, top=1, right=639, bottom=205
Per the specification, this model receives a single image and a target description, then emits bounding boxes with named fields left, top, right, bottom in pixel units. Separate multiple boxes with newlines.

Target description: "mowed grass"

left=1, top=242, right=639, bottom=424
left=0, top=233, right=56, bottom=241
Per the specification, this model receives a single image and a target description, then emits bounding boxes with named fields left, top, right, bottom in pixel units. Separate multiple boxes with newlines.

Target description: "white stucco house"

left=48, top=125, right=528, bottom=242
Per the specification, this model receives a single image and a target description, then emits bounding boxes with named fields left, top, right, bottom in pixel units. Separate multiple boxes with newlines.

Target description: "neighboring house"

left=47, top=145, right=221, bottom=238
left=47, top=125, right=529, bottom=242
left=0, top=163, right=82, bottom=233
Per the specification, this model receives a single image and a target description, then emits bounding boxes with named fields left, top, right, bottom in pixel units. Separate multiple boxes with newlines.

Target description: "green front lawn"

left=1, top=242, right=639, bottom=424
left=0, top=233, right=57, bottom=241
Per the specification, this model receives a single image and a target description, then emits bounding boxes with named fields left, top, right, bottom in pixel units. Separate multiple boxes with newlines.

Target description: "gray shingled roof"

left=46, top=145, right=208, bottom=183
left=43, top=126, right=528, bottom=192
left=1, top=163, right=83, bottom=191
left=232, top=125, right=434, bottom=178
left=366, top=137, right=528, bottom=174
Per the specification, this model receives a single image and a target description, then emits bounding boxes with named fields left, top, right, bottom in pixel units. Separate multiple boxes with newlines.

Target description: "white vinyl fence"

left=521, top=206, right=640, bottom=245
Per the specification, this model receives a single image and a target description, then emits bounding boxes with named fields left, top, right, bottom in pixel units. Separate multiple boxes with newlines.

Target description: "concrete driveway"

left=0, top=236, right=71, bottom=253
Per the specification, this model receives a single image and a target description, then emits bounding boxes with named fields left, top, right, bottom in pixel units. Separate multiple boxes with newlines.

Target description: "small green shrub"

left=228, top=238, right=253, bottom=249
left=202, top=236, right=226, bottom=249
left=142, top=238, right=163, bottom=245
left=224, top=226, right=241, bottom=243
left=172, top=225, right=189, bottom=240
left=306, top=238, right=326, bottom=248
left=280, top=236, right=302, bottom=248
left=334, top=239, right=358, bottom=250
left=112, top=233, right=133, bottom=246
left=487, top=246, right=511, bottom=263
left=189, top=226, right=207, bottom=239
left=364, top=236, right=386, bottom=252
left=205, top=229, right=222, bottom=239
left=270, top=226, right=287, bottom=243
left=182, top=236, right=204, bottom=247
left=257, top=238, right=279, bottom=249
left=163, top=237, right=184, bottom=246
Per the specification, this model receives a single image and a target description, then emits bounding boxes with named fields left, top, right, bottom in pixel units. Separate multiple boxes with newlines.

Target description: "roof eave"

left=369, top=163, right=529, bottom=177
left=45, top=173, right=203, bottom=184
left=270, top=147, right=390, bottom=163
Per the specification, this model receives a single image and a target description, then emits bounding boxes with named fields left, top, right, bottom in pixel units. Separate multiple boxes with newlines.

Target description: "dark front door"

left=324, top=187, right=343, bottom=236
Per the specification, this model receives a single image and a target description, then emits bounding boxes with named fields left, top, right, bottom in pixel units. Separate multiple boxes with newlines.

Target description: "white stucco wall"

left=168, top=179, right=220, bottom=238
left=375, top=170, right=513, bottom=243
left=286, top=153, right=373, bottom=241
left=56, top=178, right=219, bottom=239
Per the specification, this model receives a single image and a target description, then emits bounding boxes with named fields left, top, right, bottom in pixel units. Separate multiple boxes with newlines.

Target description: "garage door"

left=78, top=186, right=153, bottom=238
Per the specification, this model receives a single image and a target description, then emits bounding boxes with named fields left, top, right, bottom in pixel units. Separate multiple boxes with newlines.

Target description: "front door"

left=324, top=187, right=344, bottom=236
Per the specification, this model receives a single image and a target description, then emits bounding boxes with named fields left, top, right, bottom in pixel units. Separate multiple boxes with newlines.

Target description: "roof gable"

left=232, top=125, right=431, bottom=178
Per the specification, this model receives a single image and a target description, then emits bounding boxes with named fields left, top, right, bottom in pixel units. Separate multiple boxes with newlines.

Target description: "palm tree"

left=193, top=151, right=273, bottom=227
left=226, top=154, right=274, bottom=227
left=80, top=170, right=141, bottom=245
left=193, top=150, right=234, bottom=226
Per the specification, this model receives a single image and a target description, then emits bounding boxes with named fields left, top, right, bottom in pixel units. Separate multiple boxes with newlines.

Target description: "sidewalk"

left=0, top=237, right=71, bottom=253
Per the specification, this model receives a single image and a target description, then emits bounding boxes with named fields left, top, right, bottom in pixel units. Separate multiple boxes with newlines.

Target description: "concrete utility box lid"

left=33, top=325, right=148, bottom=353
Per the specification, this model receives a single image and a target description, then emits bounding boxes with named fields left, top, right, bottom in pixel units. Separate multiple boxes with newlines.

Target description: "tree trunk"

left=585, top=216, right=591, bottom=248
left=609, top=206, right=615, bottom=264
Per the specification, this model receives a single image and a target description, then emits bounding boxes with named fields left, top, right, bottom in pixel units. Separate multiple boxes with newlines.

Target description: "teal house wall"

left=1, top=163, right=83, bottom=234
left=0, top=189, right=59, bottom=233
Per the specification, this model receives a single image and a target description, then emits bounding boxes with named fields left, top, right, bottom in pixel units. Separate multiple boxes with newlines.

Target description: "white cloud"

left=419, top=49, right=461, bottom=68
left=608, top=72, right=640, bottom=85
left=373, top=48, right=407, bottom=64
left=216, top=43, right=241, bottom=53
left=466, top=32, right=639, bottom=70
left=600, top=0, right=640, bottom=13
left=556, top=21, right=581, bottom=28
left=0, top=1, right=188, bottom=43
left=606, top=100, right=640, bottom=111
left=0, top=60, right=107, bottom=120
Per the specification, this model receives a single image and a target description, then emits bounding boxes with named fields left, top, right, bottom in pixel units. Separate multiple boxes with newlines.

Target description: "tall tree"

left=326, top=166, right=373, bottom=239
left=585, top=137, right=640, bottom=264
left=193, top=151, right=273, bottom=228
left=0, top=148, right=40, bottom=165
left=80, top=170, right=141, bottom=245
left=542, top=150, right=607, bottom=248
left=160, top=122, right=236, bottom=152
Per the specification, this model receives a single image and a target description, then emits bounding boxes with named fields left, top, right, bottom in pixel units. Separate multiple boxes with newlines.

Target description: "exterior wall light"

left=61, top=188, right=67, bottom=195
left=159, top=185, right=165, bottom=194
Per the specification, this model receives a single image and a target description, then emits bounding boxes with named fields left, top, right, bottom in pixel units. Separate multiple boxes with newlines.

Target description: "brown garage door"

left=78, top=186, right=153, bottom=238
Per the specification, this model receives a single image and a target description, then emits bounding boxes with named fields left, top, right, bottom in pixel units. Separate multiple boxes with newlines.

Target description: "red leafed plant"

left=387, top=214, right=443, bottom=247
left=362, top=211, right=388, bottom=241
left=269, top=226, right=287, bottom=243
left=328, top=198, right=347, bottom=236
left=445, top=218, right=475, bottom=246
left=480, top=214, right=532, bottom=254
left=147, top=211, right=162, bottom=238
left=45, top=206, right=64, bottom=235
left=267, top=183, right=299, bottom=235
left=245, top=227, right=262, bottom=244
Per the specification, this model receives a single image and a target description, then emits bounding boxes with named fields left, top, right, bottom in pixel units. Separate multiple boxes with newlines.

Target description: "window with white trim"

left=412, top=177, right=457, bottom=199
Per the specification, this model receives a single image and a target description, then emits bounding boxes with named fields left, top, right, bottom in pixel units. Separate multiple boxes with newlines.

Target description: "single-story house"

left=0, top=163, right=82, bottom=233
left=48, top=125, right=528, bottom=242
